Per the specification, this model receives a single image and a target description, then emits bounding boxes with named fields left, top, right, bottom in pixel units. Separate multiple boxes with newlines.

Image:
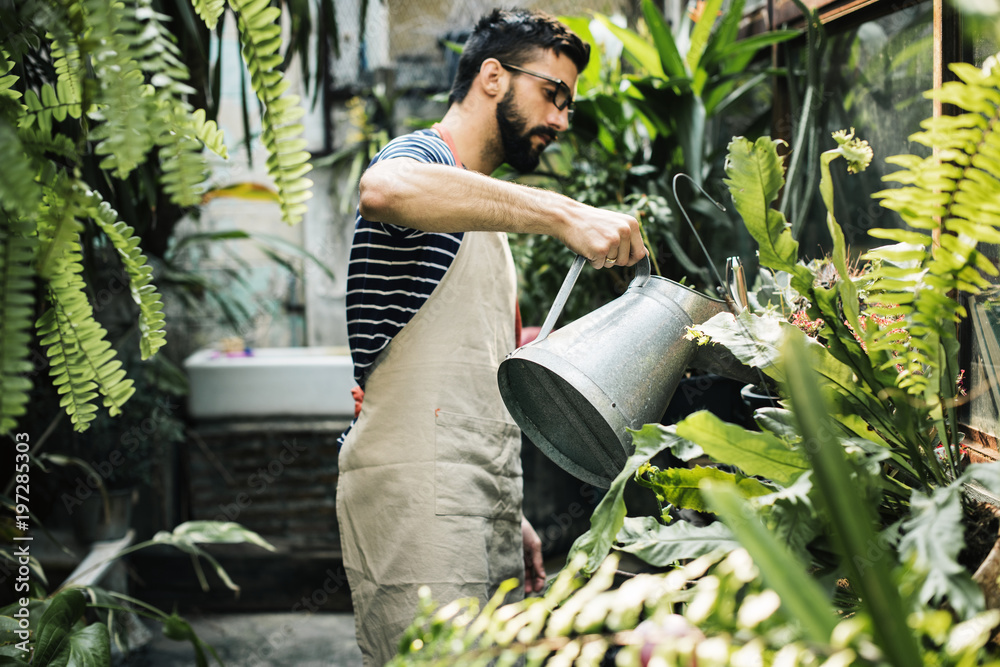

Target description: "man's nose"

left=548, top=106, right=570, bottom=133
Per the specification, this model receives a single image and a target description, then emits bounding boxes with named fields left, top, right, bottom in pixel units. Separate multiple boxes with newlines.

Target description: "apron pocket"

left=434, top=410, right=522, bottom=521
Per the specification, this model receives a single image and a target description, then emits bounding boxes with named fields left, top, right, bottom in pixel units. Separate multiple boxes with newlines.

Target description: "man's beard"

left=495, top=88, right=556, bottom=173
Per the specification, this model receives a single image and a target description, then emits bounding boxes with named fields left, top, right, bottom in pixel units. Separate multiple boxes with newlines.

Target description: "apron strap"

left=431, top=122, right=522, bottom=346
left=432, top=123, right=464, bottom=168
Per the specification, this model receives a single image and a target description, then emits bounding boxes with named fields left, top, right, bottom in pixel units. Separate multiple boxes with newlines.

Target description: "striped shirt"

left=346, top=129, right=463, bottom=388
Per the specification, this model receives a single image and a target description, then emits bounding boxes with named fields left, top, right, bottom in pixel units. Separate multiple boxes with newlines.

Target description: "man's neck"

left=435, top=106, right=502, bottom=175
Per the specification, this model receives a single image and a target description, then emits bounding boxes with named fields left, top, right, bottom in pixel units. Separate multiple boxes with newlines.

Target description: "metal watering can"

left=498, top=253, right=755, bottom=488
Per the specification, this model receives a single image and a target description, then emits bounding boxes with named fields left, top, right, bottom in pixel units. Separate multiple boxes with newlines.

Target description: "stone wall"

left=184, top=420, right=350, bottom=549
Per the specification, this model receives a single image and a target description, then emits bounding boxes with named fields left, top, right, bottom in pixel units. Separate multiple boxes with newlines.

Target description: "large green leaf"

left=640, top=0, right=686, bottom=79
left=782, top=332, right=923, bottom=667
left=703, top=482, right=837, bottom=644
left=32, top=589, right=110, bottom=667
left=900, top=485, right=984, bottom=619
left=724, top=136, right=813, bottom=295
left=639, top=464, right=775, bottom=513
left=567, top=424, right=685, bottom=573
left=593, top=14, right=664, bottom=78
left=614, top=516, right=740, bottom=566
left=686, top=0, right=724, bottom=92
left=675, top=410, right=810, bottom=486
left=557, top=15, right=602, bottom=93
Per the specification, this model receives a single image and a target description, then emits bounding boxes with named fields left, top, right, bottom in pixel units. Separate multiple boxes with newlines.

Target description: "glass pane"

left=965, top=31, right=1000, bottom=440
left=787, top=3, right=935, bottom=254
left=968, top=249, right=1000, bottom=439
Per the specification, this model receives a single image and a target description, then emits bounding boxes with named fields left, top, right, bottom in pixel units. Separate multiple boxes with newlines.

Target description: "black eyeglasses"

left=500, top=62, right=575, bottom=116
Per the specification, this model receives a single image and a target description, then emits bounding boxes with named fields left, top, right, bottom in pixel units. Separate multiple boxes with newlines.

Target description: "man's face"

left=495, top=87, right=552, bottom=172
left=495, top=52, right=578, bottom=173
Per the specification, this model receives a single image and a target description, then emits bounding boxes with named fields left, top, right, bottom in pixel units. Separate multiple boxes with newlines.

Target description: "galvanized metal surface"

left=498, top=256, right=747, bottom=487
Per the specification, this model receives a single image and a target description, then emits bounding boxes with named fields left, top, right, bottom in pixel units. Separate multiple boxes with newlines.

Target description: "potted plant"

left=378, top=47, right=1000, bottom=667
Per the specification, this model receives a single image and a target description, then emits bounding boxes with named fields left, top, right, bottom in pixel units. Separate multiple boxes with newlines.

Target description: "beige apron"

left=337, top=230, right=524, bottom=667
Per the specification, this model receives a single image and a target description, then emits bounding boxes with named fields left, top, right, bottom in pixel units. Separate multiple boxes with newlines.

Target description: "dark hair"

left=448, top=8, right=590, bottom=106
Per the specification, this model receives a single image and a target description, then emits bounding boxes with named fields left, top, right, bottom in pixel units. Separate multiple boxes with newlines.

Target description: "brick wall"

left=184, top=420, right=350, bottom=549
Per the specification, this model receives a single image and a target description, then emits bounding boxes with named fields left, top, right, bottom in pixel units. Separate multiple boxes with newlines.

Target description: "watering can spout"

left=498, top=255, right=756, bottom=488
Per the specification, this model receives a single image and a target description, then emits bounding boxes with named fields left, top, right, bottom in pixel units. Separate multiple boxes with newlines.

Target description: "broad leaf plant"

left=385, top=49, right=1000, bottom=667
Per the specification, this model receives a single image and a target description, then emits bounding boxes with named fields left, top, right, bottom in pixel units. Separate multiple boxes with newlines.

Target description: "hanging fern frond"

left=0, top=49, right=21, bottom=111
left=35, top=173, right=85, bottom=280
left=50, top=34, right=87, bottom=126
left=0, top=120, right=42, bottom=217
left=20, top=81, right=85, bottom=137
left=84, top=191, right=167, bottom=359
left=0, top=213, right=38, bottom=436
left=871, top=61, right=1000, bottom=395
left=17, top=124, right=79, bottom=164
left=191, top=108, right=228, bottom=159
left=228, top=0, right=313, bottom=225
left=37, top=233, right=136, bottom=432
left=157, top=109, right=214, bottom=208
left=132, top=0, right=227, bottom=207
left=192, top=0, right=226, bottom=31
left=84, top=0, right=157, bottom=178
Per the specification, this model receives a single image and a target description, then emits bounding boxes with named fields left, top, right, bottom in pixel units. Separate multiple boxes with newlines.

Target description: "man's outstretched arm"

left=358, top=158, right=646, bottom=270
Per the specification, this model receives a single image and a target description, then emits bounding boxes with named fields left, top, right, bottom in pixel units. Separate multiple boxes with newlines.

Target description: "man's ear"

left=477, top=58, right=507, bottom=100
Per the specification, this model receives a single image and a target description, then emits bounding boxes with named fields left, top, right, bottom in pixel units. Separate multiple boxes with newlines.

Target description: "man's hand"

left=558, top=204, right=646, bottom=271
left=522, top=516, right=546, bottom=594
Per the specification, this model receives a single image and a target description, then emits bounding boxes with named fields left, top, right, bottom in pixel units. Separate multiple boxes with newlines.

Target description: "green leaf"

left=85, top=193, right=166, bottom=360
left=32, top=589, right=111, bottom=667
left=751, top=407, right=799, bottom=439
left=686, top=0, right=725, bottom=85
left=162, top=520, right=277, bottom=551
left=900, top=484, right=985, bottom=619
left=675, top=410, right=810, bottom=486
left=36, top=226, right=136, bottom=430
left=614, top=516, right=740, bottom=566
left=640, top=0, right=686, bottom=79
left=0, top=215, right=38, bottom=435
left=191, top=0, right=223, bottom=29
left=782, top=331, right=923, bottom=667
left=724, top=136, right=813, bottom=295
left=159, top=612, right=222, bottom=667
left=0, top=121, right=42, bottom=217
left=703, top=482, right=838, bottom=644
left=640, top=464, right=775, bottom=513
left=594, top=14, right=664, bottom=78
left=144, top=520, right=276, bottom=593
left=567, top=424, right=685, bottom=573
left=230, top=0, right=313, bottom=224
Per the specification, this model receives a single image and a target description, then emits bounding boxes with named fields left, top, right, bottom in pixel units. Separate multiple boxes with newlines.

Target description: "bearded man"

left=336, top=8, right=646, bottom=665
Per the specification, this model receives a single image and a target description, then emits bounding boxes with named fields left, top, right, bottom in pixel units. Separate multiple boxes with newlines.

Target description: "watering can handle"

left=725, top=256, right=748, bottom=312
left=534, top=254, right=652, bottom=343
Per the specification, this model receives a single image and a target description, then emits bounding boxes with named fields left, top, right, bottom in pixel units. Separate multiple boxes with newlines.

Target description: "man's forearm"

left=358, top=159, right=646, bottom=269
left=359, top=159, right=571, bottom=237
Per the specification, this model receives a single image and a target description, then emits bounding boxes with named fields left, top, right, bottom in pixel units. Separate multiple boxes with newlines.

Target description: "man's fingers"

left=571, top=208, right=646, bottom=270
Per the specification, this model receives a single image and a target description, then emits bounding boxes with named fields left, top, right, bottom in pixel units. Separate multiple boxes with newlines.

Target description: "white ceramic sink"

left=184, top=346, right=357, bottom=419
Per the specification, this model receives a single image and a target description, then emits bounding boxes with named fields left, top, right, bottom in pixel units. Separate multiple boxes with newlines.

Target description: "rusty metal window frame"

left=740, top=0, right=998, bottom=454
